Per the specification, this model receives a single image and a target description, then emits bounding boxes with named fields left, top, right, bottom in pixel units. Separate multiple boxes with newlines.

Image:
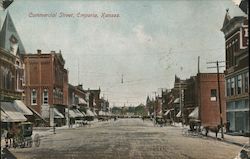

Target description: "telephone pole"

left=152, top=91, right=157, bottom=126
left=207, top=60, right=225, bottom=139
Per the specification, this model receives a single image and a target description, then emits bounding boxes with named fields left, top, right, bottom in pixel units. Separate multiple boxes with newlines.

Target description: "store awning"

left=93, top=111, right=97, bottom=116
left=98, top=111, right=105, bottom=116
left=188, top=107, right=199, bottom=119
left=81, top=111, right=86, bottom=116
left=73, top=109, right=85, bottom=117
left=86, top=109, right=95, bottom=116
left=69, top=110, right=77, bottom=118
left=14, top=100, right=33, bottom=115
left=1, top=110, right=9, bottom=122
left=176, top=110, right=181, bottom=117
left=54, top=108, right=64, bottom=119
left=158, top=110, right=162, bottom=115
left=28, top=107, right=47, bottom=122
left=163, top=110, right=170, bottom=116
left=1, top=102, right=27, bottom=122
left=174, top=98, right=180, bottom=104
left=79, top=98, right=87, bottom=105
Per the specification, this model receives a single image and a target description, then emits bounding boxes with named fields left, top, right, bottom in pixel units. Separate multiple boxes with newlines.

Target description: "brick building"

left=196, top=73, right=226, bottom=127
left=87, top=89, right=101, bottom=114
left=220, top=1, right=249, bottom=134
left=0, top=11, right=35, bottom=133
left=167, top=73, right=226, bottom=127
left=23, top=50, right=68, bottom=126
left=182, top=76, right=197, bottom=124
left=173, top=75, right=188, bottom=123
left=0, top=12, right=25, bottom=102
left=67, top=84, right=87, bottom=126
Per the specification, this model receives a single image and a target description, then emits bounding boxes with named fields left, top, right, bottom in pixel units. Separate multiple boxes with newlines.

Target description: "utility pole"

left=152, top=91, right=157, bottom=126
left=179, top=81, right=182, bottom=126
left=207, top=60, right=225, bottom=139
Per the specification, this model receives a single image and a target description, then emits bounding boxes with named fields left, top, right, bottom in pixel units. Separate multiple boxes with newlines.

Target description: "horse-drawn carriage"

left=189, top=119, right=201, bottom=131
left=6, top=122, right=40, bottom=148
left=155, top=117, right=167, bottom=127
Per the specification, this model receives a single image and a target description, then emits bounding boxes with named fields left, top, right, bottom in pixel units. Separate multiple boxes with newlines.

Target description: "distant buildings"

left=160, top=73, right=226, bottom=127
left=220, top=0, right=249, bottom=134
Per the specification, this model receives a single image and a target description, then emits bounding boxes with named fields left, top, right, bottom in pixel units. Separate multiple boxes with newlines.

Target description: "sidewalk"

left=172, top=122, right=250, bottom=148
left=1, top=121, right=97, bottom=149
left=206, top=131, right=249, bottom=148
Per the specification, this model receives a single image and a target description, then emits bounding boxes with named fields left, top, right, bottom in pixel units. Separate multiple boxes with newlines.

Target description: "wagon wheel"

left=19, top=137, right=25, bottom=148
left=28, top=139, right=33, bottom=148
left=20, top=141, right=25, bottom=148
left=33, top=134, right=40, bottom=147
left=13, top=137, right=18, bottom=148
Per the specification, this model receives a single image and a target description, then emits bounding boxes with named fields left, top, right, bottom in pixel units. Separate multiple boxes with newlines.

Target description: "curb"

left=198, top=133, right=249, bottom=148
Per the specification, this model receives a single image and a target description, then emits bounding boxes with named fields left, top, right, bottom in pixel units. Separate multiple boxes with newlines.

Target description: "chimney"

left=37, top=49, right=41, bottom=54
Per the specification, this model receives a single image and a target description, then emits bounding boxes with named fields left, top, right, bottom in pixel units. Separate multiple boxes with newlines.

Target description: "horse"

left=203, top=125, right=222, bottom=138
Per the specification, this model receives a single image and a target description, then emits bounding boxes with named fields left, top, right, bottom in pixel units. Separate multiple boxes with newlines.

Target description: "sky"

left=0, top=0, right=245, bottom=107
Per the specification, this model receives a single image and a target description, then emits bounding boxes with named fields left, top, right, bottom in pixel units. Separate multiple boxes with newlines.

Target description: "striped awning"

left=1, top=102, right=27, bottom=122
left=14, top=100, right=33, bottom=115
left=74, top=109, right=85, bottom=117
left=54, top=108, right=64, bottom=119
left=86, top=109, right=95, bottom=117
left=189, top=107, right=199, bottom=119
left=69, top=110, right=77, bottom=118
left=174, top=98, right=180, bottom=104
left=176, top=110, right=181, bottom=117
left=1, top=110, right=9, bottom=122
left=78, top=98, right=87, bottom=105
left=163, top=110, right=170, bottom=116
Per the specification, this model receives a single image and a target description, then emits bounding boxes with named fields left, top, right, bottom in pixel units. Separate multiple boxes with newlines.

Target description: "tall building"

left=220, top=1, right=249, bottom=135
left=87, top=88, right=101, bottom=113
left=0, top=12, right=25, bottom=101
left=196, top=73, right=226, bottom=127
left=0, top=11, right=34, bottom=132
left=171, top=73, right=226, bottom=126
left=23, top=50, right=68, bottom=126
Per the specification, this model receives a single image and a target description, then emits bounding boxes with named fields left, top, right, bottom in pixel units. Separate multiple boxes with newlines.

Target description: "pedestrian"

left=226, top=120, right=230, bottom=133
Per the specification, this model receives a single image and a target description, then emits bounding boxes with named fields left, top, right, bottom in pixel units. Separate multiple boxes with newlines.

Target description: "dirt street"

left=11, top=118, right=242, bottom=159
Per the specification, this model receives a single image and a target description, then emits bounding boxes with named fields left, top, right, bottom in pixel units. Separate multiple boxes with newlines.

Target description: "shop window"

left=210, top=89, right=217, bottom=101
left=31, top=89, right=37, bottom=105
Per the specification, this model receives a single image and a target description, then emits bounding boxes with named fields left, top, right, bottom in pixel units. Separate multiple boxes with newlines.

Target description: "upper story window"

left=244, top=72, right=249, bottom=93
left=43, top=89, right=49, bottom=104
left=226, top=79, right=231, bottom=96
left=210, top=89, right=217, bottom=101
left=230, top=77, right=235, bottom=96
left=237, top=75, right=242, bottom=95
left=31, top=89, right=37, bottom=105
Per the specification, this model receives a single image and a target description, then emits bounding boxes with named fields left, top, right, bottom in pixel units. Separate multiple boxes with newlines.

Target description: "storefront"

left=226, top=99, right=249, bottom=134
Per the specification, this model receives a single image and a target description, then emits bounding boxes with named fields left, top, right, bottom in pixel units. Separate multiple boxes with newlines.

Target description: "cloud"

left=231, top=0, right=241, bottom=6
left=132, top=24, right=153, bottom=44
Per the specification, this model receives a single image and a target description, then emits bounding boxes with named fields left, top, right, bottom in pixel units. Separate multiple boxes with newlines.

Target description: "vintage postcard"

left=0, top=0, right=249, bottom=159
